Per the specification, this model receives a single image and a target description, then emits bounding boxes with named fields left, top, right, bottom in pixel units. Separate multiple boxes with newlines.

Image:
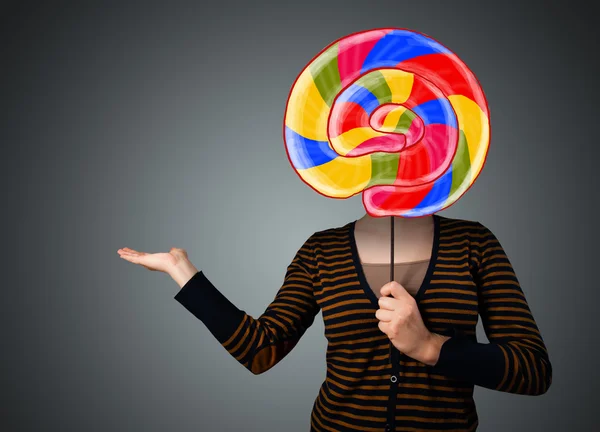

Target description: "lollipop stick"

left=389, top=216, right=394, bottom=362
left=390, top=216, right=394, bottom=282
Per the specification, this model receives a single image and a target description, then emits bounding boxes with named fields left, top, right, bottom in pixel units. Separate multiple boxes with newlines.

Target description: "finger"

left=378, top=320, right=390, bottom=335
left=122, top=247, right=142, bottom=254
left=119, top=250, right=145, bottom=257
left=120, top=254, right=151, bottom=269
left=375, top=308, right=395, bottom=322
left=380, top=281, right=408, bottom=299
left=377, top=296, right=398, bottom=311
left=120, top=254, right=141, bottom=264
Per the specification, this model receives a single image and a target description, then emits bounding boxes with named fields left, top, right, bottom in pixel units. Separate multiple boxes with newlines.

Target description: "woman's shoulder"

left=437, top=214, right=489, bottom=233
left=308, top=220, right=353, bottom=242
left=437, top=216, right=504, bottom=256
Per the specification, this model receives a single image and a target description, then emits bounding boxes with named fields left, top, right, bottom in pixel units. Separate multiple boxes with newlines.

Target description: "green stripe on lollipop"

left=366, top=152, right=400, bottom=188
left=355, top=70, right=392, bottom=105
left=449, top=130, right=472, bottom=197
left=309, top=43, right=342, bottom=107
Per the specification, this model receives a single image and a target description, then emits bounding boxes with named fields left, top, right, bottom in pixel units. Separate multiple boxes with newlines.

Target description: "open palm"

left=117, top=247, right=188, bottom=273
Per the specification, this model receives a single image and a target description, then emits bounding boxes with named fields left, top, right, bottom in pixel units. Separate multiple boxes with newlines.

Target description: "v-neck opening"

left=348, top=214, right=441, bottom=309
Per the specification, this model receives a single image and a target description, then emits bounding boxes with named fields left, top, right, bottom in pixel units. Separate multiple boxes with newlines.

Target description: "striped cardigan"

left=175, top=214, right=552, bottom=431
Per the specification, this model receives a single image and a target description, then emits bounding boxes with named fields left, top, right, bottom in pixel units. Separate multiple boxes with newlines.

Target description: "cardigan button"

left=384, top=424, right=392, bottom=432
left=390, top=375, right=397, bottom=383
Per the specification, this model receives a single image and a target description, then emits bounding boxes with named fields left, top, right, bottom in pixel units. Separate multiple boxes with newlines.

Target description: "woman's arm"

left=173, top=235, right=321, bottom=375
left=426, top=222, right=553, bottom=395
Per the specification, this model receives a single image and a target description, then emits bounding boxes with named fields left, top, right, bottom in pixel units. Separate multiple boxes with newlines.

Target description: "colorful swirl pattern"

left=283, top=28, right=490, bottom=217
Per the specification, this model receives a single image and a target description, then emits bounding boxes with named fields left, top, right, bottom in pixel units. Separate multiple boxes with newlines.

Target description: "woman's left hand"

left=376, top=281, right=449, bottom=366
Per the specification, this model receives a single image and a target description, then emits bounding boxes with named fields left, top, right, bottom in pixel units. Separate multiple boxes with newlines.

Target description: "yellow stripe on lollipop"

left=380, top=106, right=408, bottom=131
left=284, top=68, right=330, bottom=142
left=379, top=69, right=414, bottom=103
left=297, top=156, right=372, bottom=198
left=448, top=94, right=489, bottom=180
left=330, top=127, right=390, bottom=155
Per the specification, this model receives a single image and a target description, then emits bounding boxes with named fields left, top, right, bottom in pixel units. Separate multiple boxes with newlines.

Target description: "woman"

left=118, top=213, right=552, bottom=431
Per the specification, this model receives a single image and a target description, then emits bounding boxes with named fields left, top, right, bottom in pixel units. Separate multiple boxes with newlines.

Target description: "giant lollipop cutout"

left=283, top=28, right=490, bottom=218
left=283, top=29, right=491, bottom=361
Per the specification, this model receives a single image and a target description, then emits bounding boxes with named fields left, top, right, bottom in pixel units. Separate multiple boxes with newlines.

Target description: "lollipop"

left=283, top=28, right=490, bottom=217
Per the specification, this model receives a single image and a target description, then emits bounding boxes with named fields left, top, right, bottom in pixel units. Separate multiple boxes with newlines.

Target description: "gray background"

left=2, top=1, right=598, bottom=431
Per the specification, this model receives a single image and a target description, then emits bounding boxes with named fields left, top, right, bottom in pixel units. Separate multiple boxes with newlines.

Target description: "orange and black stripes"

left=470, top=222, right=552, bottom=395
left=174, top=215, right=552, bottom=431
left=174, top=237, right=320, bottom=375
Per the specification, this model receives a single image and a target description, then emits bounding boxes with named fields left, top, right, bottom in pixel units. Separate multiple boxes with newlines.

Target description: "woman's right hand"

left=117, top=247, right=199, bottom=288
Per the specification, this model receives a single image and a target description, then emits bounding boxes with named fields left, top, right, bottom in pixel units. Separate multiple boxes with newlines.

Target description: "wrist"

left=421, top=332, right=451, bottom=366
left=169, top=259, right=199, bottom=288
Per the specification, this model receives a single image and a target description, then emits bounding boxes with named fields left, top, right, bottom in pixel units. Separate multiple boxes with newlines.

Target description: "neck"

left=356, top=213, right=434, bottom=234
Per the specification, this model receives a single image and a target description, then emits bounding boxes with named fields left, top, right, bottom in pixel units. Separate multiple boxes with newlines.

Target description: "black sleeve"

left=427, top=222, right=552, bottom=395
left=174, top=234, right=321, bottom=375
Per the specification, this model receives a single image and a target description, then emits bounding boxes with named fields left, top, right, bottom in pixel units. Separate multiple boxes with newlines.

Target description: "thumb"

left=380, top=281, right=397, bottom=297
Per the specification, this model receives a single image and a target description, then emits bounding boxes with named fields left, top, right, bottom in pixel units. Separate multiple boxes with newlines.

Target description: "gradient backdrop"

left=2, top=1, right=598, bottom=431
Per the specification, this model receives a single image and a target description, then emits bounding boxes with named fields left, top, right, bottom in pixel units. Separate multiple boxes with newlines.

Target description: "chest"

left=311, top=221, right=480, bottom=347
left=353, top=223, right=434, bottom=264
